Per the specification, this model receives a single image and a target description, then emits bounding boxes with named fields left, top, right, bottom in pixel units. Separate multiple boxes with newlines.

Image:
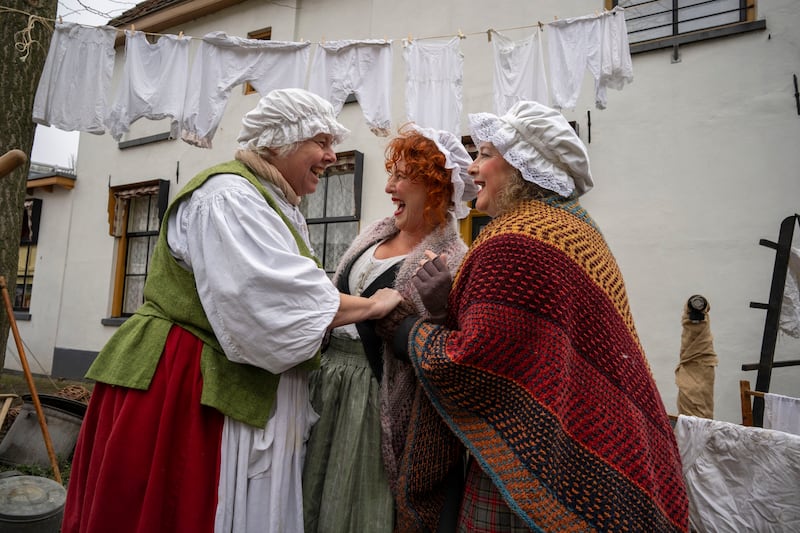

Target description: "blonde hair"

left=494, top=168, right=553, bottom=216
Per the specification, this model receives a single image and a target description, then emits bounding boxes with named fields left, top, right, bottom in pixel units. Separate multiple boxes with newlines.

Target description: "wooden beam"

left=26, top=176, right=75, bottom=192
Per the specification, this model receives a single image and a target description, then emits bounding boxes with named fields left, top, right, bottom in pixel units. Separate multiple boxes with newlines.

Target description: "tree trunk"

left=0, top=0, right=59, bottom=369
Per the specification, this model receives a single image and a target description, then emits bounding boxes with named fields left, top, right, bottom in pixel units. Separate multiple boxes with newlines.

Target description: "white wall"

left=10, top=0, right=799, bottom=424
left=4, top=187, right=73, bottom=375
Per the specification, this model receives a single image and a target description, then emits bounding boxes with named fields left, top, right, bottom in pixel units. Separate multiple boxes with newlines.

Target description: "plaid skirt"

left=458, top=458, right=531, bottom=532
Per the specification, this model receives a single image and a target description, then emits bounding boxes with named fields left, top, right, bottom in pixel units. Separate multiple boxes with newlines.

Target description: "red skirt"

left=62, top=325, right=225, bottom=533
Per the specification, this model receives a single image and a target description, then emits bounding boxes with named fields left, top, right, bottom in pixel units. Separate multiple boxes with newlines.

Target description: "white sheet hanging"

left=32, top=22, right=117, bottom=134
left=780, top=247, right=800, bottom=338
left=106, top=31, right=191, bottom=141
left=675, top=415, right=800, bottom=532
left=403, top=37, right=463, bottom=135
left=490, top=29, right=549, bottom=114
left=597, top=7, right=634, bottom=109
left=181, top=32, right=310, bottom=148
left=764, top=392, right=800, bottom=435
left=307, top=40, right=393, bottom=136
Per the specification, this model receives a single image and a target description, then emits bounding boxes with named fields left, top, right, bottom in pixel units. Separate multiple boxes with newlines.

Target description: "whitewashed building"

left=7, top=0, right=800, bottom=425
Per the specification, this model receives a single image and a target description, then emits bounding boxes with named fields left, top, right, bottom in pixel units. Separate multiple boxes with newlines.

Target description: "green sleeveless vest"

left=86, top=161, right=322, bottom=427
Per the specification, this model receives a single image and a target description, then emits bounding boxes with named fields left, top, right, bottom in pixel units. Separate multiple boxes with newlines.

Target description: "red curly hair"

left=384, top=125, right=454, bottom=227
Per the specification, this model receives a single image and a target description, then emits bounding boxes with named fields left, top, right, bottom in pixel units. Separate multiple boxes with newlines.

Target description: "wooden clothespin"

left=130, top=24, right=136, bottom=33
left=553, top=15, right=558, bottom=21
left=178, top=31, right=184, bottom=38
left=58, top=16, right=63, bottom=24
left=457, top=28, right=466, bottom=39
left=537, top=21, right=543, bottom=30
left=408, top=32, right=413, bottom=43
left=321, top=35, right=325, bottom=44
left=487, top=29, right=493, bottom=42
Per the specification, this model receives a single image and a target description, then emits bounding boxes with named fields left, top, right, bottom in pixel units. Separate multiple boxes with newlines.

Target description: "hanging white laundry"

left=490, top=29, right=549, bottom=115
left=596, top=7, right=634, bottom=110
left=403, top=38, right=463, bottom=135
left=547, top=14, right=601, bottom=111
left=32, top=22, right=117, bottom=134
left=181, top=32, right=310, bottom=148
left=780, top=247, right=800, bottom=338
left=764, top=392, right=800, bottom=435
left=106, top=31, right=191, bottom=141
left=307, top=40, right=393, bottom=136
left=547, top=7, right=633, bottom=110
left=675, top=415, right=800, bottom=532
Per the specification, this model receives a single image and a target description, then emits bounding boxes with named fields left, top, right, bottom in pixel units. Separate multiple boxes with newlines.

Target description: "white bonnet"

left=468, top=101, right=593, bottom=197
left=409, top=124, right=479, bottom=219
left=237, top=88, right=350, bottom=151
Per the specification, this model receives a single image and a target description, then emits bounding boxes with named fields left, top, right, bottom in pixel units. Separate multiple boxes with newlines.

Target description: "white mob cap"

left=409, top=124, right=479, bottom=219
left=237, top=88, right=350, bottom=151
left=468, top=100, right=593, bottom=197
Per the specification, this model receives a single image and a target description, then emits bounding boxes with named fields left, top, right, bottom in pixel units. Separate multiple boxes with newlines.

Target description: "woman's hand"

left=330, top=289, right=402, bottom=329
left=368, top=287, right=403, bottom=319
left=412, top=250, right=451, bottom=323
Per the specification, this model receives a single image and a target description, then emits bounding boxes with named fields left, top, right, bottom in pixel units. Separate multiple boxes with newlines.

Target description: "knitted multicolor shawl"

left=403, top=198, right=689, bottom=532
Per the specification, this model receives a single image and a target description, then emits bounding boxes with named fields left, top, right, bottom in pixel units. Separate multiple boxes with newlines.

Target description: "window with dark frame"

left=107, top=180, right=169, bottom=317
left=300, top=151, right=364, bottom=274
left=15, top=198, right=42, bottom=312
left=244, top=27, right=272, bottom=95
left=609, top=0, right=763, bottom=50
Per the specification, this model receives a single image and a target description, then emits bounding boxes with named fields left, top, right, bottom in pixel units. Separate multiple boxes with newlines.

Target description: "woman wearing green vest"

left=62, top=89, right=402, bottom=533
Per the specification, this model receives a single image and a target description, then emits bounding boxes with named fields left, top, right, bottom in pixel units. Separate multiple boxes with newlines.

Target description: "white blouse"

left=167, top=172, right=340, bottom=373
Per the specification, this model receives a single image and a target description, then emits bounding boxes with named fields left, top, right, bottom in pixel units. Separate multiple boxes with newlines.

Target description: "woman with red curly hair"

left=302, top=124, right=477, bottom=533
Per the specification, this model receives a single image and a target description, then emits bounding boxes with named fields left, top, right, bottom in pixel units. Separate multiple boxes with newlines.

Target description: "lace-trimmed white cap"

left=409, top=124, right=479, bottom=219
left=468, top=100, right=593, bottom=197
left=237, top=88, right=350, bottom=151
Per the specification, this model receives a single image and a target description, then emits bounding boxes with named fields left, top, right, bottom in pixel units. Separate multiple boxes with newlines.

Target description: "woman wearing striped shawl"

left=389, top=101, right=689, bottom=532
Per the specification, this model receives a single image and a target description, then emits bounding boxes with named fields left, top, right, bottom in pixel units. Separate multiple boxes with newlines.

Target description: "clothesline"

left=1, top=3, right=621, bottom=50
left=31, top=5, right=632, bottom=147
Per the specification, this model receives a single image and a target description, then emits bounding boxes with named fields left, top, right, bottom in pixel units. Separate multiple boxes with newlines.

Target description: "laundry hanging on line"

left=31, top=7, right=633, bottom=147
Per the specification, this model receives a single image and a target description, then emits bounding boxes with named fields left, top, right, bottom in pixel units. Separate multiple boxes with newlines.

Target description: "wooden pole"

left=0, top=275, right=62, bottom=484
left=0, top=149, right=26, bottom=178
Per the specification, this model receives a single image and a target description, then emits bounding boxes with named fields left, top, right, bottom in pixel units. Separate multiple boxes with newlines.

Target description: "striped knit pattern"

left=407, top=198, right=689, bottom=532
